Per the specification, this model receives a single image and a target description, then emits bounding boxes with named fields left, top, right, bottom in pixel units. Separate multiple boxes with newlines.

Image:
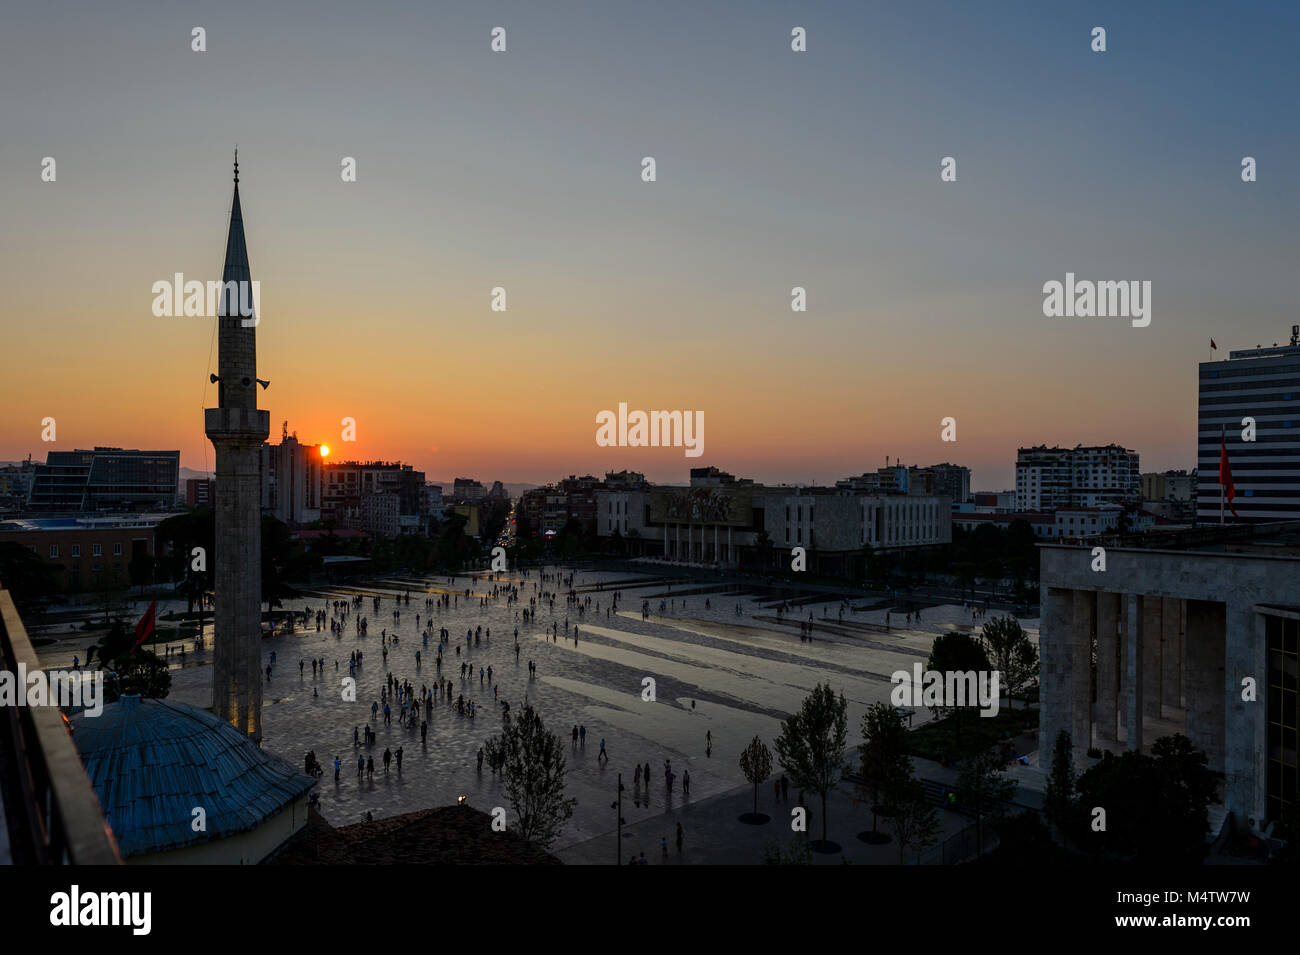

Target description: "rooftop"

left=71, top=696, right=314, bottom=858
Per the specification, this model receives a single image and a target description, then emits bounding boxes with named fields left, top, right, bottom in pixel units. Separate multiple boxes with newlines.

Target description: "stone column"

left=1161, top=597, right=1183, bottom=716
left=1223, top=600, right=1266, bottom=828
left=1096, top=592, right=1121, bottom=741
left=1037, top=587, right=1069, bottom=762
left=1069, top=590, right=1093, bottom=763
left=1125, top=593, right=1145, bottom=751
left=1038, top=587, right=1090, bottom=769
left=1184, top=600, right=1225, bottom=774
left=1142, top=596, right=1163, bottom=719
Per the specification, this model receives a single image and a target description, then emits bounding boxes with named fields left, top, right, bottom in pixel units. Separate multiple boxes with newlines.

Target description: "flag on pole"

left=1219, top=428, right=1238, bottom=519
left=1210, top=339, right=1217, bottom=350
left=131, top=599, right=157, bottom=652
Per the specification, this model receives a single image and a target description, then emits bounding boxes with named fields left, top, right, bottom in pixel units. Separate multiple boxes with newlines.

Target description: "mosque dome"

left=71, top=695, right=315, bottom=859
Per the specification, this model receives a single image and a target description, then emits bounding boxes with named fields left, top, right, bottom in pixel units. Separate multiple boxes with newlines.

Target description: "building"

left=0, top=459, right=36, bottom=505
left=1037, top=521, right=1300, bottom=834
left=185, top=478, right=215, bottom=508
left=451, top=503, right=482, bottom=538
left=1015, top=444, right=1140, bottom=511
left=0, top=514, right=172, bottom=592
left=1053, top=506, right=1122, bottom=539
left=952, top=511, right=1056, bottom=538
left=322, top=461, right=425, bottom=533
left=595, top=469, right=951, bottom=572
left=519, top=475, right=607, bottom=537
left=360, top=492, right=400, bottom=538
left=1142, top=469, right=1195, bottom=502
left=452, top=478, right=486, bottom=501
left=71, top=696, right=314, bottom=863
left=922, top=463, right=971, bottom=504
left=260, top=426, right=322, bottom=525
left=1197, top=329, right=1300, bottom=523
left=27, top=448, right=180, bottom=512
left=204, top=155, right=270, bottom=743
left=603, top=470, right=647, bottom=490
left=961, top=491, right=1015, bottom=513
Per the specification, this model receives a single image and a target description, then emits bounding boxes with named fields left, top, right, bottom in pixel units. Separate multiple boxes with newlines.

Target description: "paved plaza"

left=35, top=567, right=1041, bottom=860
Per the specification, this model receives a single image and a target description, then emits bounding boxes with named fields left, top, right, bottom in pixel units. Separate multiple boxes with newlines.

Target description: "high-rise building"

left=185, top=478, right=216, bottom=508
left=1197, top=329, right=1300, bottom=523
left=913, top=463, right=970, bottom=503
left=321, top=460, right=424, bottom=534
left=204, top=154, right=269, bottom=743
left=260, top=426, right=321, bottom=525
left=1015, top=445, right=1139, bottom=511
left=27, top=448, right=179, bottom=512
left=453, top=478, right=486, bottom=501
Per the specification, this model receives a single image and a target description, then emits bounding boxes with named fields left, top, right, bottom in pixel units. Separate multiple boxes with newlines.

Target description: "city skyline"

left=3, top=1, right=1297, bottom=491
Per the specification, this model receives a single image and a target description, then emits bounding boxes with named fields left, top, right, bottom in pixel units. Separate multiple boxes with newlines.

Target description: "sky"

left=2, top=0, right=1298, bottom=491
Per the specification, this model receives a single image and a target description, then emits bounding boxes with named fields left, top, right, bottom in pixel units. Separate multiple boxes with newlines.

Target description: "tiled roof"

left=71, top=696, right=314, bottom=858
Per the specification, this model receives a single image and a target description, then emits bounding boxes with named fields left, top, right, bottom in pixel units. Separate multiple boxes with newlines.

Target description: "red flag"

left=132, top=599, right=157, bottom=652
left=1210, top=339, right=1217, bottom=350
left=1219, top=433, right=1238, bottom=518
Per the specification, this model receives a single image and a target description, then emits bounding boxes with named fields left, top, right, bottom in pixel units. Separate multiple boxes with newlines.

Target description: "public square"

left=34, top=565, right=1042, bottom=861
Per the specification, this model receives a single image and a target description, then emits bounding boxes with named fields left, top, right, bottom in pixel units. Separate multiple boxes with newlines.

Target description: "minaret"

left=205, top=151, right=270, bottom=743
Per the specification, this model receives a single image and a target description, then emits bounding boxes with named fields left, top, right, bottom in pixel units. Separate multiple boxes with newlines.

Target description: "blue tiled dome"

left=71, top=696, right=315, bottom=858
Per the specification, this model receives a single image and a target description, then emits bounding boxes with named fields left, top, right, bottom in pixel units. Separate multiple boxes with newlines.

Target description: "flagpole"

left=1220, top=424, right=1225, bottom=526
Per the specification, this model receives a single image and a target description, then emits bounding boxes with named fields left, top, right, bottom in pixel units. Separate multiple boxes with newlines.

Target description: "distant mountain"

left=179, top=467, right=214, bottom=485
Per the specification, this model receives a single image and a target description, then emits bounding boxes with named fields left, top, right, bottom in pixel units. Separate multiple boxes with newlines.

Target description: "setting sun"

left=319, top=445, right=329, bottom=457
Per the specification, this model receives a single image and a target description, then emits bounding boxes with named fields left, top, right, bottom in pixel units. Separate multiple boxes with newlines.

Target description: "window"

left=71, top=544, right=80, bottom=557
left=93, top=543, right=102, bottom=557
left=49, top=544, right=59, bottom=558
left=113, top=542, right=123, bottom=557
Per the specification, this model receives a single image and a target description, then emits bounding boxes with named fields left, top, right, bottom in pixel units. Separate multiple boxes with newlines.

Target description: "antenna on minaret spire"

left=233, top=146, right=239, bottom=184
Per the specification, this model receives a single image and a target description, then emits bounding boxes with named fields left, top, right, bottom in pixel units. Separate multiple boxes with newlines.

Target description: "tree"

left=103, top=648, right=172, bottom=702
left=487, top=704, right=576, bottom=849
left=858, top=702, right=911, bottom=841
left=1073, top=736, right=1217, bottom=863
left=739, top=735, right=773, bottom=821
left=887, top=777, right=941, bottom=864
left=957, top=748, right=1018, bottom=858
left=0, top=541, right=61, bottom=615
left=762, top=838, right=812, bottom=865
left=128, top=552, right=155, bottom=596
left=261, top=515, right=297, bottom=613
left=926, top=632, right=990, bottom=750
left=1043, top=730, right=1077, bottom=846
left=979, top=615, right=1038, bottom=709
left=774, top=682, right=848, bottom=851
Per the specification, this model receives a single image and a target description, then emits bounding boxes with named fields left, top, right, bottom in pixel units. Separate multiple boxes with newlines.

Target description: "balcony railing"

left=0, top=582, right=120, bottom=864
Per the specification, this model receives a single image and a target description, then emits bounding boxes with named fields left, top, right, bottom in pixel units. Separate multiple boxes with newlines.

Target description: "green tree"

left=128, top=552, right=155, bottom=596
left=103, top=648, right=172, bottom=702
left=260, top=515, right=297, bottom=613
left=979, top=615, right=1038, bottom=709
left=926, top=632, right=990, bottom=749
left=858, top=702, right=911, bottom=840
left=957, top=748, right=1018, bottom=858
left=739, top=735, right=773, bottom=820
left=0, top=541, right=61, bottom=614
left=1073, top=736, right=1217, bottom=863
left=154, top=510, right=215, bottom=587
left=1043, top=730, right=1077, bottom=847
left=774, top=683, right=848, bottom=849
left=487, top=705, right=576, bottom=849
left=887, top=776, right=941, bottom=864
left=761, top=838, right=812, bottom=865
